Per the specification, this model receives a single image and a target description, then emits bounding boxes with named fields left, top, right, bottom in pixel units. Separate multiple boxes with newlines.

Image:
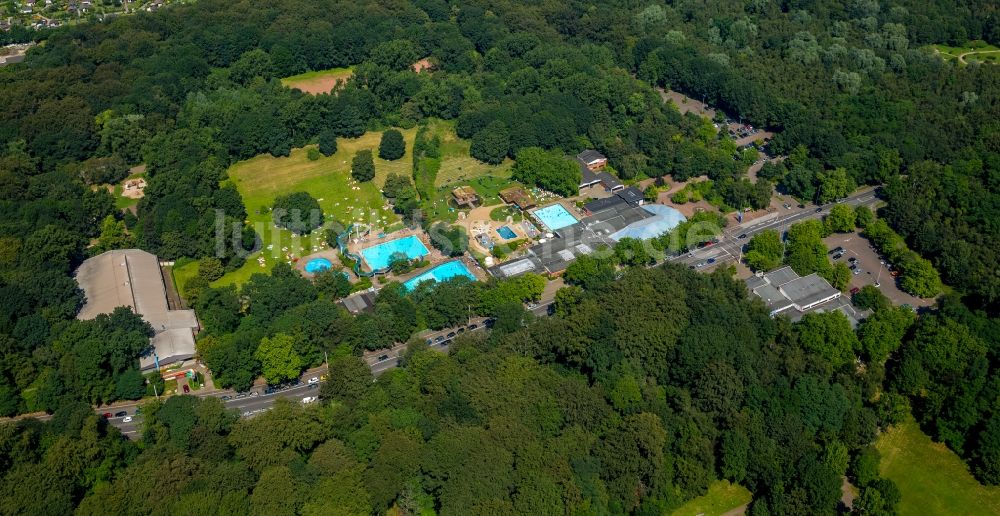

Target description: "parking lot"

left=823, top=231, right=936, bottom=309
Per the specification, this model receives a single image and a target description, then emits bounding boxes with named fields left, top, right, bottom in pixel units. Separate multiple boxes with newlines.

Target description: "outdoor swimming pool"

left=532, top=204, right=578, bottom=231
left=404, top=260, right=476, bottom=290
left=304, top=257, right=332, bottom=274
left=360, top=235, right=430, bottom=271
left=496, top=225, right=517, bottom=239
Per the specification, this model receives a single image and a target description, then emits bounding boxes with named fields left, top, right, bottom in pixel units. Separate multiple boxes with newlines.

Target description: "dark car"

left=484, top=318, right=495, bottom=328
left=848, top=256, right=858, bottom=263
left=815, top=207, right=822, bottom=213
left=469, top=323, right=479, bottom=330
left=114, top=411, right=127, bottom=418
left=832, top=253, right=844, bottom=260
left=434, top=335, right=444, bottom=343
left=447, top=332, right=456, bottom=338
left=182, top=384, right=190, bottom=393
left=707, top=258, right=716, bottom=264
left=221, top=395, right=232, bottom=401
left=830, top=247, right=844, bottom=255
left=738, top=233, right=748, bottom=239
left=457, top=327, right=466, bottom=334
left=377, top=354, right=390, bottom=361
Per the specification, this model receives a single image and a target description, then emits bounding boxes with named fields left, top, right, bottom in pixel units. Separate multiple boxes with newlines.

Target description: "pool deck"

left=296, top=249, right=345, bottom=278
left=394, top=254, right=488, bottom=286
left=458, top=203, right=531, bottom=256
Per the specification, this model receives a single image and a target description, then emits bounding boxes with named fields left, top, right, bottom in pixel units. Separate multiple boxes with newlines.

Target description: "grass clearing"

left=877, top=418, right=1000, bottom=515
left=669, top=480, right=752, bottom=516
left=174, top=131, right=415, bottom=292
left=280, top=67, right=355, bottom=94
left=929, top=41, right=1000, bottom=64
left=428, top=119, right=513, bottom=186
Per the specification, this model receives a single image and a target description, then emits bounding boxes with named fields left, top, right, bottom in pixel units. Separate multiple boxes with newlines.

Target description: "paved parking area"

left=823, top=231, right=935, bottom=308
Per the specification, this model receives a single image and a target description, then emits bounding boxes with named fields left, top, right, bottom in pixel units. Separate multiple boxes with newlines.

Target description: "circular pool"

left=304, top=257, right=332, bottom=274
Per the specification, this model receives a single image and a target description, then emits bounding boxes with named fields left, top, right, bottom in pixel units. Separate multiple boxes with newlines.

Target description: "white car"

left=301, top=396, right=318, bottom=404
left=307, top=377, right=319, bottom=385
left=122, top=416, right=133, bottom=423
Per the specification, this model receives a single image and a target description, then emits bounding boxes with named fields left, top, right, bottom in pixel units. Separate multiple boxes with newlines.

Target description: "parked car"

left=320, top=374, right=328, bottom=381
left=114, top=411, right=127, bottom=417
left=122, top=416, right=133, bottom=423
left=738, top=233, right=748, bottom=239
left=308, top=377, right=319, bottom=384
left=301, top=396, right=317, bottom=404
left=832, top=253, right=844, bottom=260
left=707, top=258, right=716, bottom=264
left=469, top=323, right=479, bottom=330
left=182, top=384, right=190, bottom=393
left=377, top=354, right=390, bottom=362
left=853, top=268, right=862, bottom=275
left=434, top=335, right=444, bottom=343
left=695, top=261, right=707, bottom=268
left=102, top=412, right=112, bottom=419
left=848, top=256, right=858, bottom=263
left=457, top=327, right=466, bottom=334
left=447, top=332, right=456, bottom=338
left=830, top=247, right=844, bottom=255
left=850, top=287, right=860, bottom=295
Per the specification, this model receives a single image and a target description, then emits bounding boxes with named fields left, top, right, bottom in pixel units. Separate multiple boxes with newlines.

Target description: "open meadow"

left=173, top=129, right=416, bottom=291
left=877, top=418, right=1000, bottom=515
left=669, top=480, right=751, bottom=516
left=280, top=67, right=355, bottom=94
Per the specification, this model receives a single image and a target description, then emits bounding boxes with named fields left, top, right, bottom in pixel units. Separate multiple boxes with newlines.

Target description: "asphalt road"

left=671, top=189, right=880, bottom=270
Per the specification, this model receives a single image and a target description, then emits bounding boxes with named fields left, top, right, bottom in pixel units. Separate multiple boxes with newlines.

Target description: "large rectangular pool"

left=360, top=235, right=430, bottom=271
left=404, top=260, right=476, bottom=290
left=532, top=204, right=579, bottom=231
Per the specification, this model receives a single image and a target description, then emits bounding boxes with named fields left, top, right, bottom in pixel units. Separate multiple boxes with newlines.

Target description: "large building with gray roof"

left=76, top=249, right=199, bottom=370
left=745, top=266, right=861, bottom=325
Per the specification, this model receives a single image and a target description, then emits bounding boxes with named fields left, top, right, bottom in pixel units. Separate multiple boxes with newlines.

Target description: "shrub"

left=378, top=129, right=405, bottom=160
left=351, top=150, right=376, bottom=182
left=307, top=147, right=321, bottom=161
left=318, top=129, right=338, bottom=156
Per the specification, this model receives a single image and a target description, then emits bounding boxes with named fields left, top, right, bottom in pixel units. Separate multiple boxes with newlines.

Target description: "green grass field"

left=877, top=418, right=1000, bottom=515
left=280, top=67, right=355, bottom=94
left=413, top=119, right=520, bottom=223
left=429, top=119, right=513, bottom=187
left=929, top=41, right=1000, bottom=64
left=174, top=131, right=412, bottom=292
left=669, top=480, right=752, bottom=516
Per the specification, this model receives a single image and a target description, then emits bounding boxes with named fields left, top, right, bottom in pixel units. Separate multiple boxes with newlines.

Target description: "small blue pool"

left=496, top=225, right=517, bottom=239
left=360, top=235, right=430, bottom=271
left=404, top=261, right=476, bottom=291
left=304, top=257, right=332, bottom=273
left=532, top=204, right=578, bottom=231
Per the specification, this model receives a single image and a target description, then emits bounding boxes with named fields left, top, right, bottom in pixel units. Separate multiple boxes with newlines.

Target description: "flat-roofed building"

left=746, top=266, right=842, bottom=319
left=76, top=249, right=199, bottom=370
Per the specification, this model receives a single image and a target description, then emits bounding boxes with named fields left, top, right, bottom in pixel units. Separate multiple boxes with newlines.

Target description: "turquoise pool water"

left=532, top=204, right=578, bottom=231
left=496, top=225, right=517, bottom=239
left=404, top=260, right=476, bottom=290
left=360, top=235, right=430, bottom=271
left=304, top=257, right=332, bottom=273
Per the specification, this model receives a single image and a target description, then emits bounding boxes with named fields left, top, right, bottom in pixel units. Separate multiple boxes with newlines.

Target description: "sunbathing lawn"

left=429, top=119, right=513, bottom=187
left=280, top=67, right=355, bottom=94
left=669, top=480, right=752, bottom=516
left=173, top=131, right=413, bottom=293
left=877, top=418, right=1000, bottom=515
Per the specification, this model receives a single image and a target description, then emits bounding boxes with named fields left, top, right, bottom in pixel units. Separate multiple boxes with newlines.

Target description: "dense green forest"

left=0, top=266, right=906, bottom=515
left=1, top=0, right=999, bottom=512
